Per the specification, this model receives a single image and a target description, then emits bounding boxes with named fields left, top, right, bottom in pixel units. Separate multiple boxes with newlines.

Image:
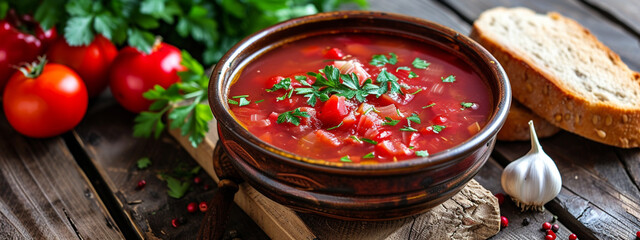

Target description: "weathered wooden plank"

left=0, top=111, right=123, bottom=239
left=442, top=0, right=640, bottom=72
left=581, top=0, right=640, bottom=38
left=72, top=97, right=269, bottom=240
left=369, top=0, right=470, bottom=33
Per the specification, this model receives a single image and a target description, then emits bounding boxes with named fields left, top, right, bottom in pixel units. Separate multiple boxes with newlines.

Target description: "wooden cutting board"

left=169, top=117, right=501, bottom=239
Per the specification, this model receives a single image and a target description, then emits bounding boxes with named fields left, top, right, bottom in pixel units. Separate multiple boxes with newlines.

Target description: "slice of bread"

left=471, top=7, right=640, bottom=148
left=497, top=99, right=561, bottom=141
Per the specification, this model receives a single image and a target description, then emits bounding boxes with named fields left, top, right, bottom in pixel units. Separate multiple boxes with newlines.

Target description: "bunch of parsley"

left=2, top=0, right=367, bottom=64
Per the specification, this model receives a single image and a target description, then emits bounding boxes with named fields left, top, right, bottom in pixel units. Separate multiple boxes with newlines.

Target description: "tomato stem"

left=18, top=55, right=47, bottom=79
left=152, top=36, right=163, bottom=52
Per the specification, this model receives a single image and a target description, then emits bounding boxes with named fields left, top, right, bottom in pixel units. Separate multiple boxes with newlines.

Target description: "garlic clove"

left=500, top=120, right=562, bottom=211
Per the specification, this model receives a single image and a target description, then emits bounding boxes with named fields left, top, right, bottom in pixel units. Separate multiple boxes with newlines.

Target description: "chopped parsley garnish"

left=254, top=99, right=265, bottom=103
left=350, top=135, right=362, bottom=143
left=327, top=121, right=343, bottom=130
left=363, top=106, right=378, bottom=115
left=238, top=97, right=251, bottom=106
left=407, top=113, right=421, bottom=124
left=400, top=126, right=418, bottom=132
left=422, top=103, right=436, bottom=108
left=441, top=75, right=456, bottom=83
left=341, top=73, right=382, bottom=102
left=460, top=102, right=474, bottom=110
left=375, top=68, right=402, bottom=95
left=296, top=65, right=380, bottom=106
left=415, top=150, right=429, bottom=157
left=228, top=99, right=239, bottom=105
left=360, top=138, right=378, bottom=145
left=276, top=89, right=294, bottom=101
left=412, top=58, right=430, bottom=69
left=382, top=117, right=400, bottom=126
left=408, top=146, right=415, bottom=149
left=370, top=53, right=398, bottom=66
left=340, top=155, right=352, bottom=162
left=137, top=157, right=151, bottom=169
left=396, top=108, right=404, bottom=117
left=294, top=75, right=307, bottom=81
left=232, top=95, right=249, bottom=98
left=409, top=89, right=422, bottom=95
left=276, top=108, right=310, bottom=126
left=408, top=72, right=418, bottom=79
left=396, top=66, right=411, bottom=72
left=432, top=125, right=446, bottom=133
left=266, top=77, right=291, bottom=92
left=363, top=152, right=375, bottom=159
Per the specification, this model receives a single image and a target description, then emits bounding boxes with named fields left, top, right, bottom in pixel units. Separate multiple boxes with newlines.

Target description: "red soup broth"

left=227, top=33, right=492, bottom=163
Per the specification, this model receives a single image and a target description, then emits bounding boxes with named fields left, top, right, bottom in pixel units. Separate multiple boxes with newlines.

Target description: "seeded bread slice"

left=471, top=7, right=640, bottom=148
left=497, top=100, right=561, bottom=141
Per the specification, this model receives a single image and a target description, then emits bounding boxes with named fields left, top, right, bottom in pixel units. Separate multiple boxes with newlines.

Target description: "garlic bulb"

left=501, top=120, right=562, bottom=211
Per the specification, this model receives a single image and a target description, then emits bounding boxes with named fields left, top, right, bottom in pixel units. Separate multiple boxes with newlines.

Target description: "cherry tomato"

left=3, top=59, right=88, bottom=138
left=0, top=10, right=57, bottom=93
left=47, top=35, right=117, bottom=97
left=109, top=42, right=185, bottom=113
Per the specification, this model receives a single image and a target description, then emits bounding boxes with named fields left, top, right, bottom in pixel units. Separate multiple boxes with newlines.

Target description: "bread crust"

left=471, top=8, right=640, bottom=148
left=497, top=100, right=560, bottom=141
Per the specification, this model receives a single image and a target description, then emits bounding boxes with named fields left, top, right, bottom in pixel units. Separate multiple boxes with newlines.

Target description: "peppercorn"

left=171, top=218, right=180, bottom=228
left=546, top=230, right=556, bottom=238
left=494, top=193, right=505, bottom=205
left=187, top=202, right=197, bottom=213
left=194, top=176, right=202, bottom=184
left=522, top=218, right=530, bottom=226
left=569, top=233, right=577, bottom=240
left=545, top=234, right=556, bottom=240
left=552, top=224, right=560, bottom=233
left=636, top=231, right=640, bottom=239
left=542, top=222, right=552, bottom=230
left=137, top=180, right=146, bottom=190
left=203, top=184, right=211, bottom=191
left=500, top=216, right=508, bottom=228
left=199, top=201, right=208, bottom=212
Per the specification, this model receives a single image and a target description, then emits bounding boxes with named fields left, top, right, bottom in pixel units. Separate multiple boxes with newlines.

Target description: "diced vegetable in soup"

left=228, top=33, right=492, bottom=163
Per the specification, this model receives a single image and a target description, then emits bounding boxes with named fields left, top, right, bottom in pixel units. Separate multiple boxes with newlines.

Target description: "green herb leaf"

left=277, top=108, right=310, bottom=126
left=228, top=99, right=239, bottom=105
left=370, top=53, right=398, bottom=66
left=137, top=157, right=152, bottom=169
left=382, top=117, right=400, bottom=126
left=350, top=136, right=362, bottom=143
left=254, top=99, right=265, bottom=103
left=238, top=97, right=251, bottom=106
left=340, top=155, right=352, bottom=162
left=266, top=77, right=291, bottom=92
left=166, top=176, right=191, bottom=199
left=460, top=102, right=474, bottom=109
left=363, top=152, right=375, bottom=159
left=441, top=75, right=456, bottom=83
left=127, top=28, right=155, bottom=54
left=407, top=113, right=421, bottom=124
left=360, top=138, right=378, bottom=145
left=412, top=58, right=430, bottom=69
left=376, top=69, right=401, bottom=95
left=400, top=126, right=418, bottom=132
left=327, top=121, right=344, bottom=130
left=396, top=66, right=411, bottom=72
left=409, top=89, right=422, bottom=95
left=415, top=150, right=429, bottom=157
left=422, top=103, right=436, bottom=108
left=432, top=125, right=446, bottom=133
left=64, top=16, right=95, bottom=46
left=232, top=95, right=249, bottom=98
left=408, top=72, right=418, bottom=79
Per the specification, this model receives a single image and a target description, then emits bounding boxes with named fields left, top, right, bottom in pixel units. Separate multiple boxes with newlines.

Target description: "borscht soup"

left=227, top=33, right=492, bottom=163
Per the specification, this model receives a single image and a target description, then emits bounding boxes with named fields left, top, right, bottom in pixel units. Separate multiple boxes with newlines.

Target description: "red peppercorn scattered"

left=136, top=180, right=146, bottom=190
left=569, top=233, right=577, bottom=240
left=543, top=222, right=552, bottom=230
left=545, top=234, right=556, bottom=240
left=500, top=216, right=508, bottom=228
left=187, top=202, right=197, bottom=213
left=494, top=193, right=505, bottom=205
left=199, top=201, right=208, bottom=212
left=171, top=218, right=180, bottom=228
left=546, top=230, right=556, bottom=238
left=552, top=224, right=560, bottom=233
left=193, top=176, right=202, bottom=184
left=636, top=231, right=640, bottom=238
left=203, top=184, right=211, bottom=191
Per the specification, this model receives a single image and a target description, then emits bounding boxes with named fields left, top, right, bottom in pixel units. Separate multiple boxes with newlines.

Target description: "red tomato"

left=47, top=35, right=117, bottom=97
left=324, top=47, right=344, bottom=59
left=109, top=43, right=185, bottom=113
left=318, top=95, right=348, bottom=126
left=3, top=60, right=88, bottom=138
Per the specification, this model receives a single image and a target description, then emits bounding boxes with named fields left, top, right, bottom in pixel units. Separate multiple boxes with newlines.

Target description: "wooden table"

left=1, top=0, right=640, bottom=239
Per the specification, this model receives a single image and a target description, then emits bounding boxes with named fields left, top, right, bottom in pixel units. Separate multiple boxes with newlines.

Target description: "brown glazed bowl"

left=209, top=11, right=510, bottom=220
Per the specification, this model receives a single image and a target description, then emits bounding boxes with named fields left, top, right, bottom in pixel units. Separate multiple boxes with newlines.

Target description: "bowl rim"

left=209, top=10, right=511, bottom=173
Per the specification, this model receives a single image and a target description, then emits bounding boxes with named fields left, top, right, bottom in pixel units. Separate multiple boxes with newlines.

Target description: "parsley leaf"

left=460, top=102, right=474, bottom=109
left=412, top=58, right=430, bottom=69
left=376, top=69, right=401, bottom=95
left=441, top=75, right=456, bottom=83
left=363, top=152, right=375, bottom=159
left=415, top=150, right=429, bottom=157
left=432, top=125, right=446, bottom=133
left=396, top=66, right=411, bottom=72
left=409, top=89, right=422, bottom=95
left=408, top=72, right=418, bottom=79
left=360, top=138, right=378, bottom=145
left=400, top=126, right=418, bottom=132
left=166, top=176, right=191, bottom=199
left=327, top=121, right=343, bottom=130
left=370, top=53, right=398, bottom=66
left=277, top=108, right=310, bottom=126
left=228, top=99, right=239, bottom=105
left=238, top=97, right=251, bottom=106
left=407, top=113, right=421, bottom=124
left=137, top=157, right=152, bottom=169
left=254, top=99, right=264, bottom=103
left=266, top=77, right=291, bottom=92
left=382, top=117, right=400, bottom=126
left=340, top=155, right=352, bottom=162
